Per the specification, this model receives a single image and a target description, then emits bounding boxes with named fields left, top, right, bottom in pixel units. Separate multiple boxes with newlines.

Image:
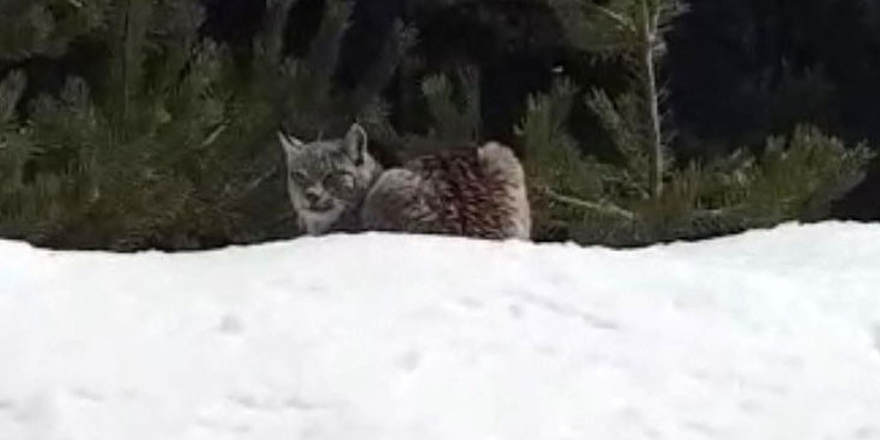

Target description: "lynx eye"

left=324, top=171, right=355, bottom=190
left=289, top=170, right=309, bottom=184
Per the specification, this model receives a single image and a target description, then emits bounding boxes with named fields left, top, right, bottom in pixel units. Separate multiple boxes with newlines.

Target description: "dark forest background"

left=206, top=0, right=880, bottom=216
left=1, top=0, right=879, bottom=251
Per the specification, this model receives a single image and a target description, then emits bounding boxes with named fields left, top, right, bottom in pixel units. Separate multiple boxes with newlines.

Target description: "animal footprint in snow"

left=396, top=350, right=422, bottom=373
left=219, top=314, right=244, bottom=334
left=872, top=324, right=880, bottom=357
left=69, top=388, right=103, bottom=402
left=454, top=296, right=484, bottom=311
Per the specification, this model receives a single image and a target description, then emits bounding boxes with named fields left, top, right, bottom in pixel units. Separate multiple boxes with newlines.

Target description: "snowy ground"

left=1, top=222, right=880, bottom=440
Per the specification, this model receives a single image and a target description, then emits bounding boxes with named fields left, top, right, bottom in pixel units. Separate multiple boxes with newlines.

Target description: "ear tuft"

left=278, top=130, right=304, bottom=155
left=344, top=123, right=368, bottom=165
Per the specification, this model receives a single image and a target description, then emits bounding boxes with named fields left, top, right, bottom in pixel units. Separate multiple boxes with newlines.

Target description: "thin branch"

left=541, top=186, right=636, bottom=220
left=219, top=164, right=281, bottom=202
left=651, top=5, right=662, bottom=34
left=240, top=165, right=280, bottom=196
left=583, top=4, right=636, bottom=34
left=199, top=123, right=228, bottom=148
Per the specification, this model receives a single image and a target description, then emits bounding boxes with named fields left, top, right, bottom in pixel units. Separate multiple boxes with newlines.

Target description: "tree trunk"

left=639, top=0, right=664, bottom=199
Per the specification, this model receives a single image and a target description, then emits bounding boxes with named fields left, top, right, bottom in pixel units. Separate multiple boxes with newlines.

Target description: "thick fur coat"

left=280, top=123, right=531, bottom=240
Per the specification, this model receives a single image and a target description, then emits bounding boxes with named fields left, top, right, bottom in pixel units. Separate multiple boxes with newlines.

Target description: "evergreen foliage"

left=519, top=79, right=874, bottom=246
left=254, top=0, right=415, bottom=144
left=518, top=0, right=874, bottom=245
left=0, top=0, right=410, bottom=250
left=420, top=67, right=481, bottom=145
left=0, top=0, right=110, bottom=61
left=358, top=60, right=485, bottom=161
left=0, top=0, right=248, bottom=249
left=549, top=0, right=686, bottom=198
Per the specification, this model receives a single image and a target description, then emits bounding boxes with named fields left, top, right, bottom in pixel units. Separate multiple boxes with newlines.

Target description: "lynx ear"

left=277, top=130, right=304, bottom=155
left=343, top=123, right=368, bottom=165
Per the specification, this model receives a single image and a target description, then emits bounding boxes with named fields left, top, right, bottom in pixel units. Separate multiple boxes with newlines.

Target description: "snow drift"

left=1, top=222, right=880, bottom=440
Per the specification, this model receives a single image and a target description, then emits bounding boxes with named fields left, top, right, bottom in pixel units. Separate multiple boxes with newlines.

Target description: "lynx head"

left=279, top=123, right=382, bottom=234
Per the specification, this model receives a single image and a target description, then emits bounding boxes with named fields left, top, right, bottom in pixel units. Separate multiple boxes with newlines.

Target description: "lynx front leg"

left=361, top=169, right=451, bottom=235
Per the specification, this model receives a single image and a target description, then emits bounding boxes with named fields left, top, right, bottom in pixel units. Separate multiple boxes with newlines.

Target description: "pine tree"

left=0, top=0, right=422, bottom=249
left=519, top=78, right=873, bottom=246
left=0, top=0, right=257, bottom=249
left=549, top=0, right=686, bottom=198
left=520, top=0, right=874, bottom=245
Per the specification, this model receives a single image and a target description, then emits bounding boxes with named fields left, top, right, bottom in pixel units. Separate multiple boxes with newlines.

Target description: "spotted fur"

left=280, top=123, right=531, bottom=240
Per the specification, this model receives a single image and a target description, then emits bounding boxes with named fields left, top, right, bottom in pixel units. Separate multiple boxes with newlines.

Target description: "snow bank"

left=1, top=222, right=880, bottom=440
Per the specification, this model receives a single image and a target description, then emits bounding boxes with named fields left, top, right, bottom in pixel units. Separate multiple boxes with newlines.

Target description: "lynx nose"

left=304, top=189, right=321, bottom=205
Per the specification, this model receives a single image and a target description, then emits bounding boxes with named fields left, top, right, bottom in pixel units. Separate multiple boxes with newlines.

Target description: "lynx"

left=279, top=123, right=531, bottom=240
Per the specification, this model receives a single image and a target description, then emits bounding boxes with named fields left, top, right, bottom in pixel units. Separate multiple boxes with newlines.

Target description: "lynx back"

left=362, top=143, right=531, bottom=239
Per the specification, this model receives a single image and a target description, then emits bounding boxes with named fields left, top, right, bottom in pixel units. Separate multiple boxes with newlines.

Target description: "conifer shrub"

left=0, top=0, right=410, bottom=250
left=518, top=80, right=874, bottom=246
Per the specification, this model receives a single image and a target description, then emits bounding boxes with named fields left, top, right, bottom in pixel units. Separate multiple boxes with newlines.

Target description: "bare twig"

left=583, top=4, right=637, bottom=34
left=541, top=186, right=636, bottom=221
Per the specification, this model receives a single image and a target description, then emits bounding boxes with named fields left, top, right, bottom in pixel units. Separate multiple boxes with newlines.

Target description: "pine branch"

left=0, top=71, right=27, bottom=124
left=582, top=3, right=636, bottom=34
left=421, top=68, right=481, bottom=144
left=255, top=0, right=297, bottom=66
left=541, top=186, right=636, bottom=220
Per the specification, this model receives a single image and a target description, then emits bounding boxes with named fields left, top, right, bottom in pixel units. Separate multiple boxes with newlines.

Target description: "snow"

left=1, top=222, right=880, bottom=440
